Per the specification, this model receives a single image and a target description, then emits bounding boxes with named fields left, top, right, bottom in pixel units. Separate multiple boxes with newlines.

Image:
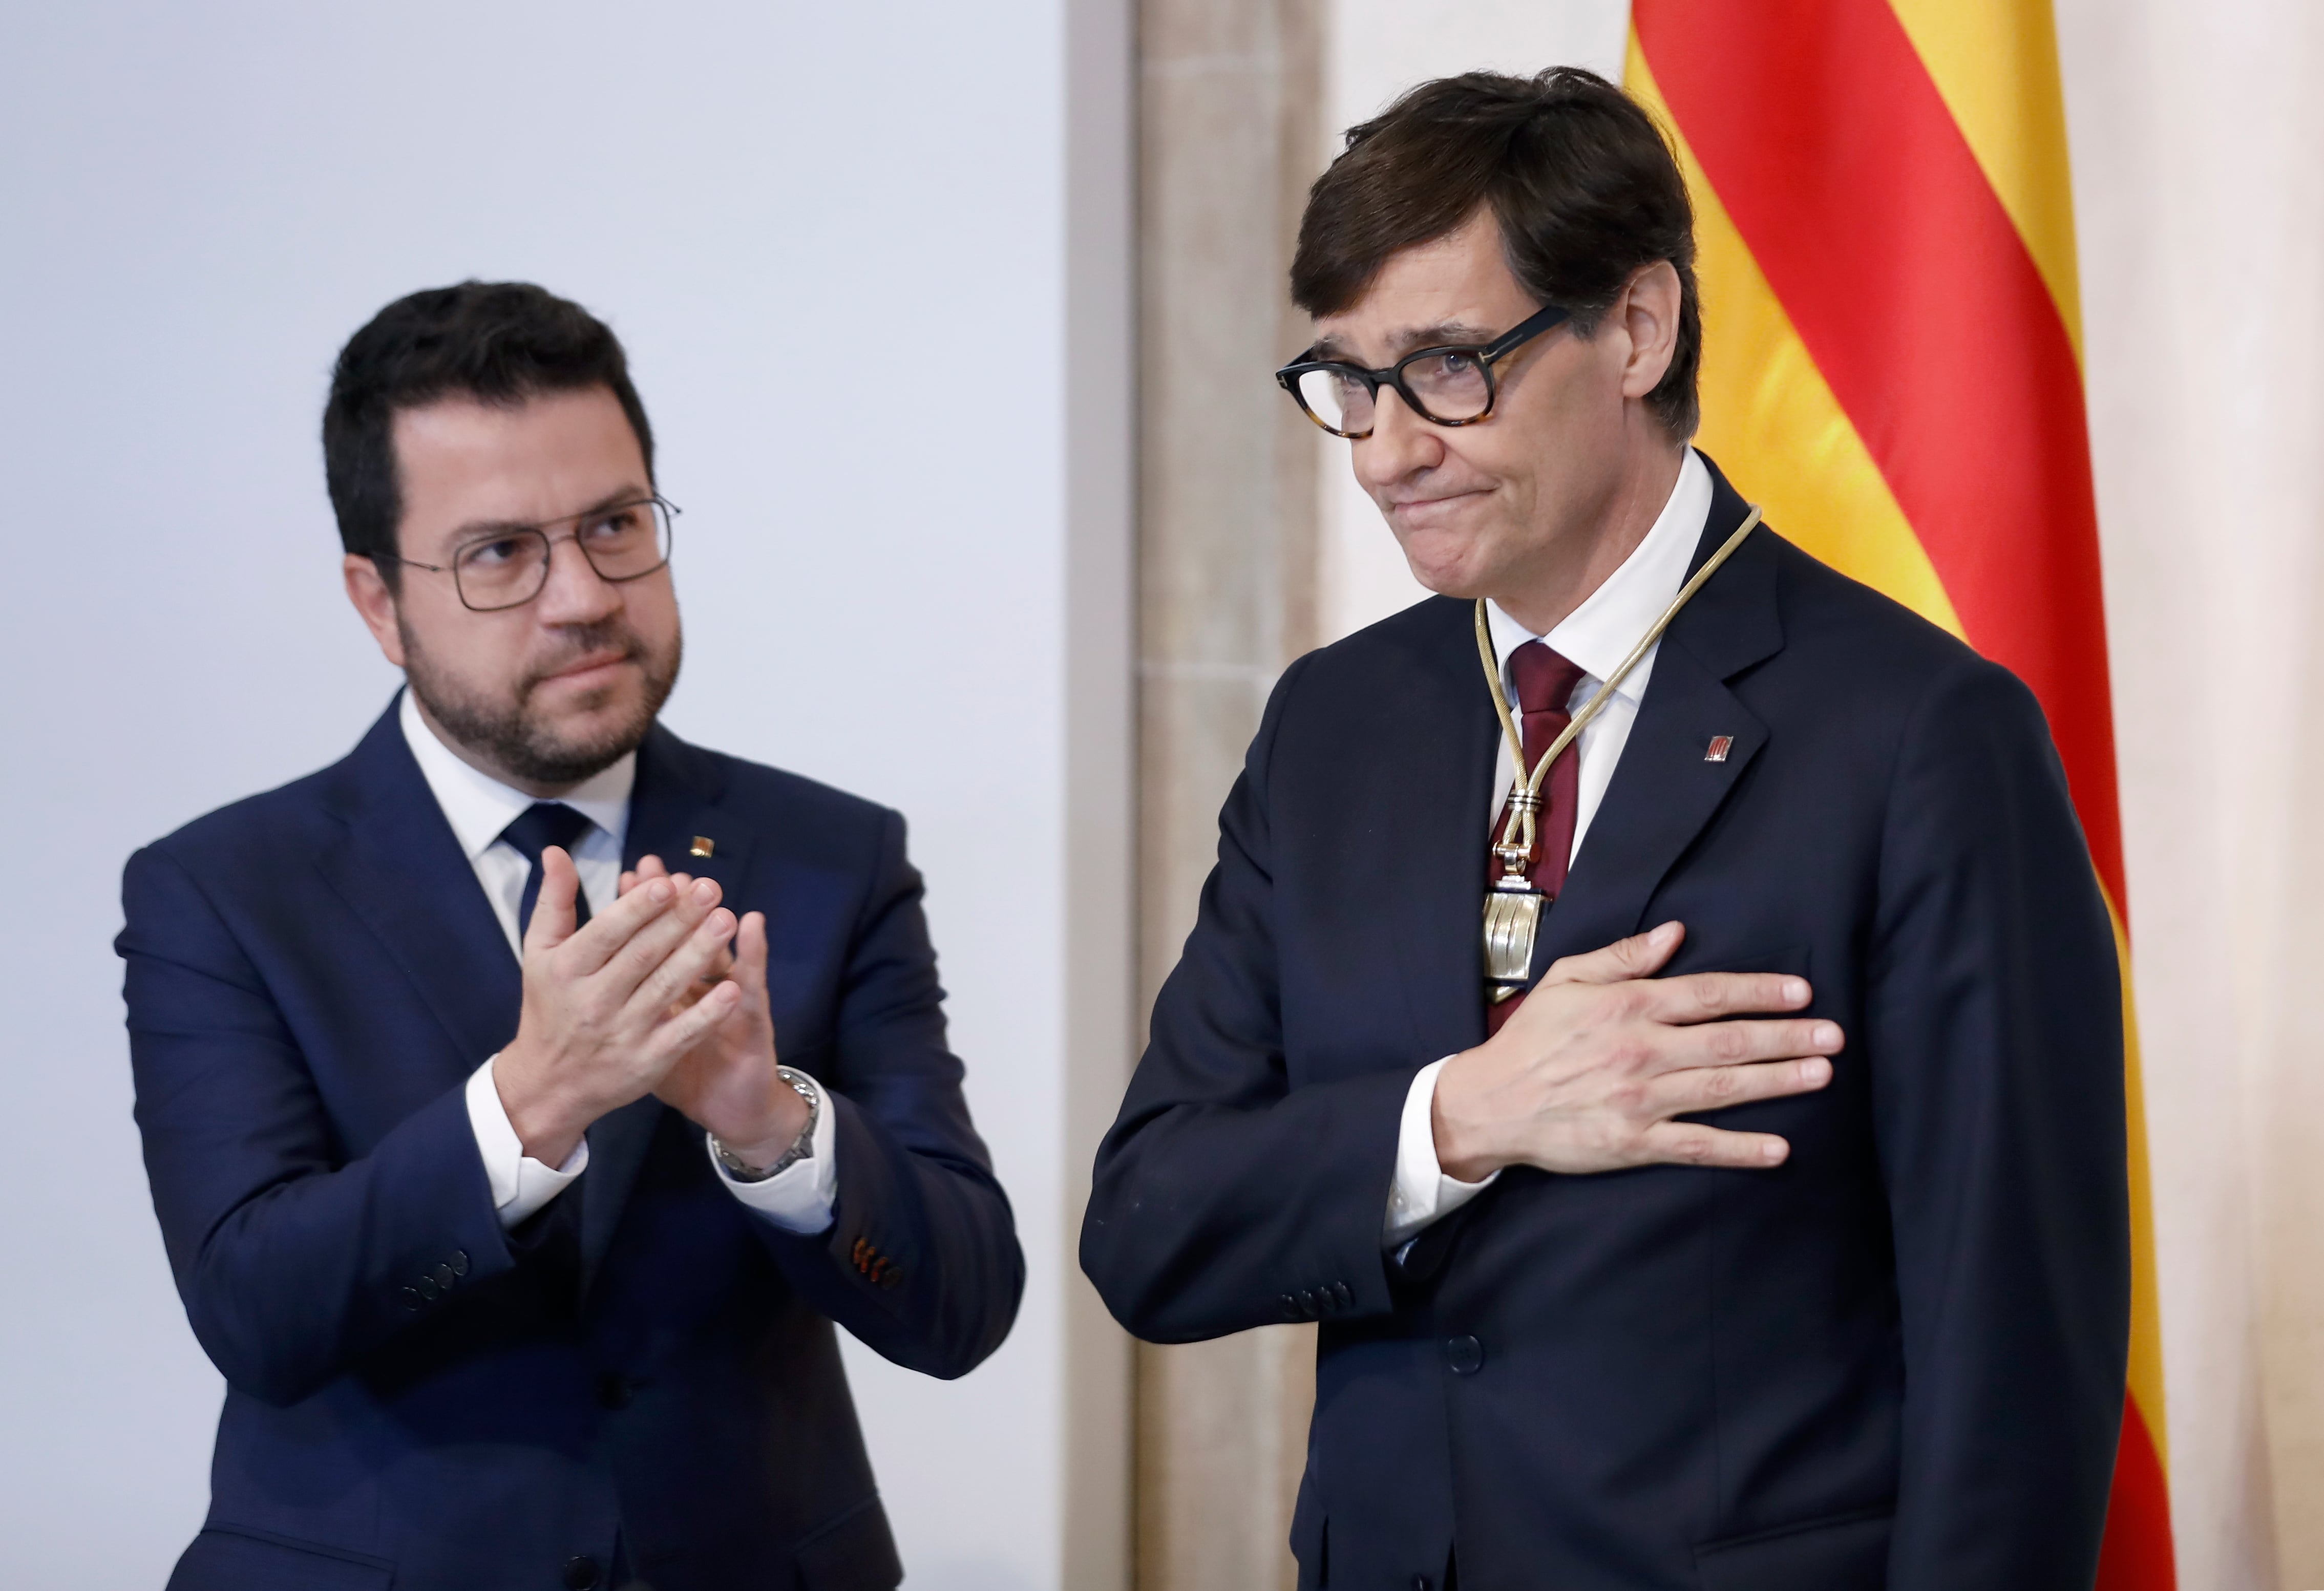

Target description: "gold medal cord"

left=1475, top=504, right=1765, bottom=875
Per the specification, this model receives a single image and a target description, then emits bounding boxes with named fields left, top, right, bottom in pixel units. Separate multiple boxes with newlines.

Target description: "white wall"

left=0, top=4, right=1129, bottom=1587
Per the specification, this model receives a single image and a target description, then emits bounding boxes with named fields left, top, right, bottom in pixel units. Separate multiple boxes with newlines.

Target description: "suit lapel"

left=577, top=724, right=749, bottom=1293
left=1373, top=601, right=1503, bottom=1062
left=314, top=705, right=522, bottom=1085
left=1531, top=463, right=1785, bottom=972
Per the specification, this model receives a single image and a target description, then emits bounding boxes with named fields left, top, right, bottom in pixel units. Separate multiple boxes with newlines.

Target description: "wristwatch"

left=710, top=1067, right=821, bottom=1183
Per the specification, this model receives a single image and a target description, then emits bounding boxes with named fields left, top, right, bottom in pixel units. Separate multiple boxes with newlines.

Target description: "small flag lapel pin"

left=1704, top=735, right=1734, bottom=763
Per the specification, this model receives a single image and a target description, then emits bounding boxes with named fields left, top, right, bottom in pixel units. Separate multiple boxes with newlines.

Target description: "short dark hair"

left=323, top=281, right=655, bottom=577
left=1290, top=67, right=1701, bottom=440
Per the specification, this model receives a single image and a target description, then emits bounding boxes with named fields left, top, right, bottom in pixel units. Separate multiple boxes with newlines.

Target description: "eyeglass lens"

left=1296, top=351, right=1494, bottom=434
left=452, top=500, right=673, bottom=611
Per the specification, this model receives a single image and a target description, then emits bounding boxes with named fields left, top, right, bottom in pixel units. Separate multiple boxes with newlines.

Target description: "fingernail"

left=708, top=909, right=734, bottom=935
left=1783, top=978, right=1809, bottom=1004
left=1763, top=1140, right=1787, bottom=1163
left=1656, top=922, right=1680, bottom=942
left=694, top=880, right=719, bottom=902
left=1802, top=1057, right=1831, bottom=1085
left=1813, top=1022, right=1841, bottom=1048
left=648, top=879, right=673, bottom=902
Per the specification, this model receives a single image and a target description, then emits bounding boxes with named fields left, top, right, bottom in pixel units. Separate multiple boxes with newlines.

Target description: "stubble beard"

left=400, top=616, right=683, bottom=788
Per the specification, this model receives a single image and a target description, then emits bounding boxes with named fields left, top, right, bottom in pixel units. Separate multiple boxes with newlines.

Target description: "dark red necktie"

left=1486, top=641, right=1588, bottom=1033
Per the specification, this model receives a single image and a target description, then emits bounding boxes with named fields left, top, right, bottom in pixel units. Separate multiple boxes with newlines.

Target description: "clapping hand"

left=619, top=856, right=810, bottom=1173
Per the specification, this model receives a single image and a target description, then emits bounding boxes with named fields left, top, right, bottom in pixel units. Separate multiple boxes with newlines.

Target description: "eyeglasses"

left=1275, top=303, right=1572, bottom=439
left=375, top=495, right=678, bottom=612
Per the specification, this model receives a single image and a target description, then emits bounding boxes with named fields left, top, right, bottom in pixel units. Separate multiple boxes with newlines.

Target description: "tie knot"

left=1509, top=641, right=1587, bottom=718
left=498, top=802, right=595, bottom=866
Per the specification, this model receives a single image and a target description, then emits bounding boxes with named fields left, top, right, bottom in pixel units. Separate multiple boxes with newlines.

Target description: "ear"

left=343, top=555, right=408, bottom=669
left=1616, top=259, right=1683, bottom=403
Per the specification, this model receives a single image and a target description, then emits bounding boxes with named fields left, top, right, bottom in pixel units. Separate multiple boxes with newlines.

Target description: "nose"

left=534, top=533, right=623, bottom=625
left=1351, top=385, right=1444, bottom=494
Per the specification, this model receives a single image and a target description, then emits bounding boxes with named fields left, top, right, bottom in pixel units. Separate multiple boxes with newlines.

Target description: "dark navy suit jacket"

left=120, top=703, right=1022, bottom=1591
left=1082, top=458, right=2129, bottom=1591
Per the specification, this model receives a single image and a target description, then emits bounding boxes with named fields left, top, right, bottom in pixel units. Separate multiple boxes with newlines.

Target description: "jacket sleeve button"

left=433, top=1263, right=456, bottom=1288
left=448, top=1250, right=470, bottom=1277
left=880, top=1266, right=904, bottom=1289
left=399, top=1287, right=422, bottom=1310
left=415, top=1276, right=439, bottom=1301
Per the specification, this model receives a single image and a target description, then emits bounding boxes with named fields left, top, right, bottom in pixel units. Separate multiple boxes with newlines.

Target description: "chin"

left=1395, top=538, right=1496, bottom=601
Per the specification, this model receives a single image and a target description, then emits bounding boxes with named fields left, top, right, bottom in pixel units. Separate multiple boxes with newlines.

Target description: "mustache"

left=517, top=623, right=644, bottom=693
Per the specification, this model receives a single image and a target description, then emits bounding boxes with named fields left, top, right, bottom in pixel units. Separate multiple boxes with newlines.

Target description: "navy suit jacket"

left=120, top=703, right=1023, bottom=1591
left=1082, top=458, right=2129, bottom=1591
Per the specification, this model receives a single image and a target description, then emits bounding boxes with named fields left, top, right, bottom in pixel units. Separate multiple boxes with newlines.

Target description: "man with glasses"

left=1083, top=70, right=2127, bottom=1589
left=119, top=281, right=1022, bottom=1591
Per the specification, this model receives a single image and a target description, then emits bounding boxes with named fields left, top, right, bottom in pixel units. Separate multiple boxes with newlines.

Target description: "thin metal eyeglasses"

left=373, top=494, right=679, bottom=613
left=1275, top=302, right=1572, bottom=439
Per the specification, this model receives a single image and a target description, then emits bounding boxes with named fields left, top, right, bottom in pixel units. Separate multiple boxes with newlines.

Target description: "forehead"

left=1310, top=215, right=1536, bottom=362
left=391, top=386, right=646, bottom=549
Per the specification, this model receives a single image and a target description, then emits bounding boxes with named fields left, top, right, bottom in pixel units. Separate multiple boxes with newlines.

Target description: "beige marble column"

left=1134, top=1, right=1328, bottom=1587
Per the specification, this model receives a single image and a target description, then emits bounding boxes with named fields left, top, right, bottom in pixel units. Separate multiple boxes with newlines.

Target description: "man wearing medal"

left=1082, top=67, right=2128, bottom=1591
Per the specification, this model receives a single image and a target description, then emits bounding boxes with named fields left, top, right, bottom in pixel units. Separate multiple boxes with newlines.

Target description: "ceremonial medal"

left=1476, top=504, right=1764, bottom=1004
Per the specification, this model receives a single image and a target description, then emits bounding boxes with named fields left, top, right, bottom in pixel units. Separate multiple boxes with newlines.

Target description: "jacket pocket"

left=167, top=1524, right=393, bottom=1591
left=1692, top=1507, right=1890, bottom=1591
left=795, top=1493, right=905, bottom=1590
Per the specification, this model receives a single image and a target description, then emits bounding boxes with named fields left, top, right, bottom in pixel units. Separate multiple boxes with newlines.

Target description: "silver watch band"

left=711, top=1066, right=820, bottom=1183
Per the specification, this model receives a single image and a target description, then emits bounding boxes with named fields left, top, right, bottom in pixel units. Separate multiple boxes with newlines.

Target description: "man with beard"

left=118, top=282, right=1022, bottom=1591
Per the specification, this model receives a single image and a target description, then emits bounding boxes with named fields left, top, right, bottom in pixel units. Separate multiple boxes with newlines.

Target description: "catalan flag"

left=1627, top=3, right=2173, bottom=1583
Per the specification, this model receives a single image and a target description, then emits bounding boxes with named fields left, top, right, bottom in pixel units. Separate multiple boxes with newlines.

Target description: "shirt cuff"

left=1383, top=1056, right=1501, bottom=1248
left=465, top=1055, right=587, bottom=1229
left=704, top=1069, right=840, bottom=1235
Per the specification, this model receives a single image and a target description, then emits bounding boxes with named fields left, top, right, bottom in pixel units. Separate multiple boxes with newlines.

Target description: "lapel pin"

left=1704, top=735, right=1734, bottom=763
left=689, top=836, right=715, bottom=858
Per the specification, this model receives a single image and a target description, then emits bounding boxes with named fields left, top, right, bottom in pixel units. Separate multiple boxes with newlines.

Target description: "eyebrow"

left=440, top=484, right=653, bottom=550
left=1308, top=320, right=1504, bottom=364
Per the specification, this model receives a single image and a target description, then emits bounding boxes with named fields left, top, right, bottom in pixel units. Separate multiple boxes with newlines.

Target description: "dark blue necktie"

left=498, top=802, right=596, bottom=944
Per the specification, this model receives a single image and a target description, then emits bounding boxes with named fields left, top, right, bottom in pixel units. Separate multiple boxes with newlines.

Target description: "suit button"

left=595, top=1372, right=632, bottom=1410
left=415, top=1276, right=438, bottom=1301
left=1279, top=1293, right=1299, bottom=1319
left=1334, top=1281, right=1353, bottom=1309
left=1412, top=1577, right=1433, bottom=1591
left=398, top=1287, right=422, bottom=1310
left=880, top=1266, right=904, bottom=1289
left=1444, top=1335, right=1484, bottom=1375
left=562, top=1556, right=601, bottom=1589
left=1297, top=1289, right=1318, bottom=1318
left=447, top=1250, right=470, bottom=1276
left=432, top=1263, right=456, bottom=1289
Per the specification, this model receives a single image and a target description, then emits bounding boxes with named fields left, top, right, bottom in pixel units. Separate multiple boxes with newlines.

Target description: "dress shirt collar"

left=1484, top=446, right=1714, bottom=701
left=397, top=686, right=634, bottom=861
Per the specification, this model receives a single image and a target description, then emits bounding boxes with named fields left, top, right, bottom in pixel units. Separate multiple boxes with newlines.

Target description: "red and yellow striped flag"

left=1628, top=2, right=2172, bottom=1581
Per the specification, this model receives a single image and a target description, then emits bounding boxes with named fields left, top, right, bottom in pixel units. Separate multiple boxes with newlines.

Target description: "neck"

left=410, top=691, right=585, bottom=800
left=1491, top=436, right=1686, bottom=636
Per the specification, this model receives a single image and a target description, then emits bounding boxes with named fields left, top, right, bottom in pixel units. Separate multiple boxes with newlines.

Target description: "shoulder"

left=1294, top=593, right=1472, bottom=685
left=1761, top=532, right=2033, bottom=713
left=1259, top=594, right=1474, bottom=728
left=1745, top=534, right=2054, bottom=800
left=129, top=751, right=360, bottom=891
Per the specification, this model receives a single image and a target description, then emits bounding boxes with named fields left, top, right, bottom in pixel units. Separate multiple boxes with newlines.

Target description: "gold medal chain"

left=1475, top=504, right=1765, bottom=877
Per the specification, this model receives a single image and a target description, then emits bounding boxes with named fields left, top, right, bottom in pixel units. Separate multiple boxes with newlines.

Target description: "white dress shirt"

left=397, top=690, right=838, bottom=1234
left=1383, top=449, right=1715, bottom=1246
